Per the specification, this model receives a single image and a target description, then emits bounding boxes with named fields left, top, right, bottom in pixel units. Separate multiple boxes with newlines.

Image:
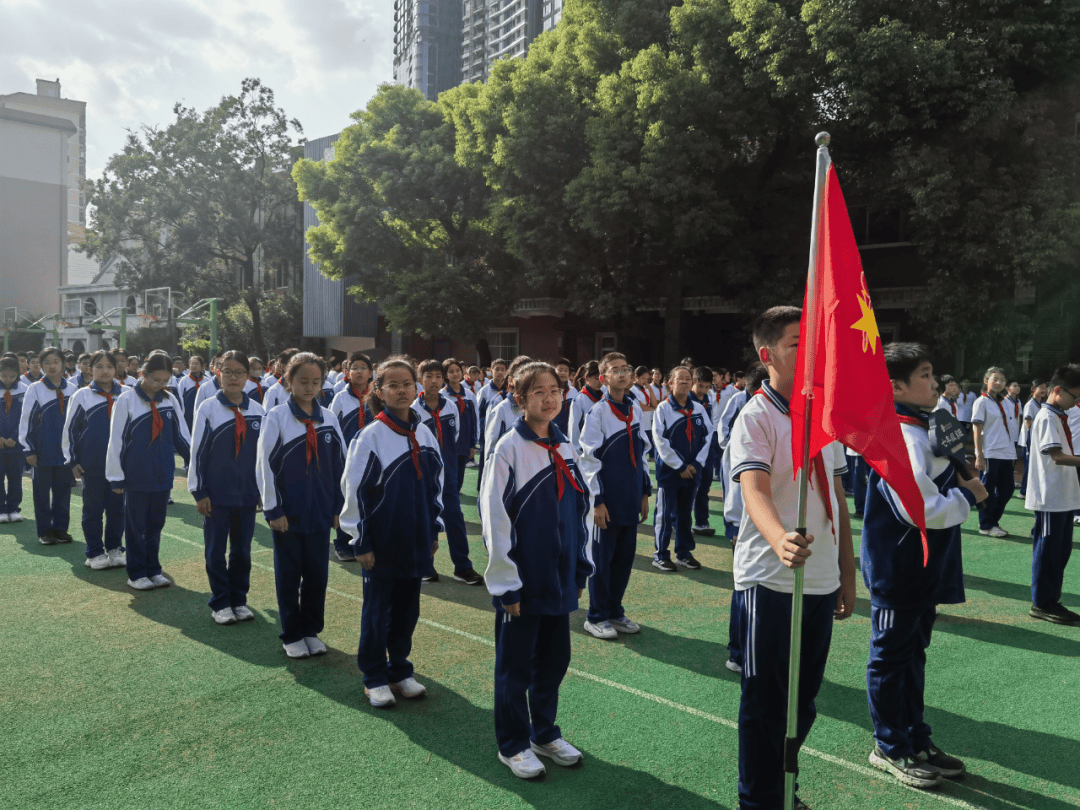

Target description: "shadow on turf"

left=963, top=572, right=1080, bottom=606
left=291, top=673, right=731, bottom=809
left=817, top=679, right=1080, bottom=807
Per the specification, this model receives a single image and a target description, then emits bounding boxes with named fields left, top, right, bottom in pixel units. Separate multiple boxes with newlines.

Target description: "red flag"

left=791, top=164, right=929, bottom=564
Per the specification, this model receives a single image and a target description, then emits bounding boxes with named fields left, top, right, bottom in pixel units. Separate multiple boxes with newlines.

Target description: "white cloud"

left=0, top=0, right=394, bottom=177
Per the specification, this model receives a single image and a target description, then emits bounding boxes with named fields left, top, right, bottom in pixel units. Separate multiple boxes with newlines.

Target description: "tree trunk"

left=475, top=337, right=492, bottom=369
left=245, top=287, right=266, bottom=361
left=662, top=268, right=685, bottom=370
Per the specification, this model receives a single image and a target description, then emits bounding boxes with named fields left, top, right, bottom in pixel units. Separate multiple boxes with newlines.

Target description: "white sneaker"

left=365, top=685, right=396, bottom=708
left=149, top=574, right=171, bottom=588
left=127, top=577, right=155, bottom=590
left=989, top=526, right=1008, bottom=538
left=304, top=636, right=328, bottom=656
left=108, top=548, right=126, bottom=567
left=212, top=607, right=237, bottom=625
left=725, top=658, right=743, bottom=674
left=499, top=748, right=546, bottom=779
left=609, top=616, right=640, bottom=634
left=7, top=511, right=22, bottom=522
left=85, top=554, right=112, bottom=570
left=233, top=605, right=255, bottom=621
left=0, top=513, right=9, bottom=524
left=1075, top=515, right=1080, bottom=527
left=283, top=640, right=310, bottom=659
left=584, top=620, right=618, bottom=640
left=531, top=738, right=582, bottom=767
left=389, top=677, right=427, bottom=698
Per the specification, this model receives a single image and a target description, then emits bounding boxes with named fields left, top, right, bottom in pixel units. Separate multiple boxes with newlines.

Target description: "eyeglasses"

left=220, top=369, right=247, bottom=379
left=381, top=382, right=415, bottom=393
left=606, top=367, right=632, bottom=377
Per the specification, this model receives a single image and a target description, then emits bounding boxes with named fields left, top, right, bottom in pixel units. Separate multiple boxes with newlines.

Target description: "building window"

left=126, top=295, right=137, bottom=315
left=596, top=332, right=617, bottom=358
left=84, top=297, right=97, bottom=316
left=71, top=340, right=85, bottom=354
left=485, top=328, right=519, bottom=364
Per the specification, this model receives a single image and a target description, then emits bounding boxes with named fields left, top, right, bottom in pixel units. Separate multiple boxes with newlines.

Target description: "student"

left=193, top=355, right=260, bottom=414
left=17, top=352, right=29, bottom=377
left=935, top=375, right=961, bottom=417
left=480, top=360, right=593, bottom=779
left=689, top=365, right=718, bottom=537
left=1024, top=364, right=1080, bottom=625
left=651, top=368, right=667, bottom=400
left=477, top=358, right=509, bottom=489
left=106, top=354, right=191, bottom=589
left=328, top=352, right=374, bottom=562
left=24, top=353, right=42, bottom=384
left=568, top=361, right=603, bottom=453
left=72, top=353, right=92, bottom=388
left=177, top=355, right=209, bottom=432
left=956, top=382, right=977, bottom=424
left=263, top=349, right=301, bottom=413
left=862, top=343, right=985, bottom=788
left=63, top=350, right=126, bottom=569
left=1004, top=381, right=1023, bottom=448
left=64, top=353, right=77, bottom=378
left=0, top=357, right=26, bottom=523
left=443, top=358, right=479, bottom=491
left=727, top=306, right=856, bottom=810
left=340, top=357, right=444, bottom=707
left=466, top=365, right=485, bottom=399
left=972, top=366, right=1016, bottom=537
left=246, top=357, right=267, bottom=407
left=632, top=366, right=658, bottom=460
left=579, top=352, right=651, bottom=640
left=483, top=356, right=534, bottom=469
left=552, top=358, right=578, bottom=437
left=651, top=365, right=711, bottom=572
left=256, top=352, right=346, bottom=658
left=413, top=359, right=483, bottom=586
left=1019, top=380, right=1048, bottom=499
left=188, top=350, right=264, bottom=625
left=123, top=355, right=141, bottom=386
left=172, top=357, right=186, bottom=380
left=19, top=348, right=77, bottom=544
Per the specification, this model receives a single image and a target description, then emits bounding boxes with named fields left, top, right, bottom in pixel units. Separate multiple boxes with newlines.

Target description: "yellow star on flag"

left=850, top=289, right=880, bottom=354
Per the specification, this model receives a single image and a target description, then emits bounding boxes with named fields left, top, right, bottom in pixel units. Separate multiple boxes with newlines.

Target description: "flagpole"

left=784, top=132, right=832, bottom=810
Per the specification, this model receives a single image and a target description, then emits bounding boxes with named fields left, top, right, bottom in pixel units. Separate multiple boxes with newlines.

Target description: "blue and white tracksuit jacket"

left=188, top=392, right=265, bottom=506
left=62, top=382, right=125, bottom=475
left=330, top=385, right=374, bottom=447
left=105, top=384, right=192, bottom=490
left=579, top=394, right=653, bottom=524
left=443, top=384, right=479, bottom=457
left=651, top=396, right=712, bottom=488
left=20, top=377, right=78, bottom=465
left=568, top=386, right=604, bottom=452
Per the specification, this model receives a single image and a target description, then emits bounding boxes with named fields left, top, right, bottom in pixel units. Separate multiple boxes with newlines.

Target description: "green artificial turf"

left=2, top=469, right=1078, bottom=810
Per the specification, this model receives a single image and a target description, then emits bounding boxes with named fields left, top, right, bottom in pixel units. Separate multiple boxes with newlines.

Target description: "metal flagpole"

left=784, top=131, right=832, bottom=810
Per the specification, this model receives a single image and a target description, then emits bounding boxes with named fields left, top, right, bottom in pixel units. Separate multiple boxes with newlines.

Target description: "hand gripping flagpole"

left=784, top=132, right=832, bottom=810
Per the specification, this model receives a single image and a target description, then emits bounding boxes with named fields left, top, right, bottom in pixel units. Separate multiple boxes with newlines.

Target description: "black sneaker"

left=38, top=530, right=58, bottom=546
left=853, top=511, right=864, bottom=519
left=917, top=745, right=966, bottom=778
left=674, top=555, right=702, bottom=570
left=651, top=558, right=678, bottom=572
left=334, top=548, right=356, bottom=562
left=453, top=568, right=485, bottom=586
left=869, top=746, right=942, bottom=788
left=1029, top=602, right=1080, bottom=625
left=422, top=571, right=440, bottom=583
left=691, top=525, right=715, bottom=536
left=54, top=530, right=74, bottom=544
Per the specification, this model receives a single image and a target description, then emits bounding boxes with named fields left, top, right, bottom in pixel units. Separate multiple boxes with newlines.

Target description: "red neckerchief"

left=1010, top=396, right=1020, bottom=420
left=351, top=383, right=369, bottom=431
left=447, top=385, right=467, bottom=416
left=638, top=385, right=652, bottom=407
left=1057, top=410, right=1074, bottom=454
left=95, top=386, right=115, bottom=417
left=896, top=414, right=927, bottom=430
left=754, top=389, right=835, bottom=540
left=530, top=438, right=584, bottom=501
left=46, top=378, right=66, bottom=417
left=193, top=374, right=201, bottom=391
left=420, top=397, right=445, bottom=447
left=562, top=384, right=571, bottom=403
left=982, top=392, right=1007, bottom=423
left=228, top=402, right=247, bottom=457
left=944, top=397, right=956, bottom=416
left=581, top=386, right=602, bottom=404
left=250, top=379, right=264, bottom=404
left=672, top=397, right=695, bottom=442
left=149, top=400, right=163, bottom=444
left=606, top=398, right=637, bottom=469
left=2, top=385, right=12, bottom=414
left=377, top=411, right=422, bottom=479
left=296, top=415, right=320, bottom=465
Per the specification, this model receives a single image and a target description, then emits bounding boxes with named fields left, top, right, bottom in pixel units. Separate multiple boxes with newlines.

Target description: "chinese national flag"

left=791, top=164, right=929, bottom=564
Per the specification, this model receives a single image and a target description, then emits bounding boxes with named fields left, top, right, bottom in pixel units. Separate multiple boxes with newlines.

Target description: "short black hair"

left=692, top=365, right=713, bottom=383
left=938, top=374, right=955, bottom=387
left=1049, top=364, right=1080, bottom=392
left=883, top=342, right=931, bottom=386
left=0, top=357, right=19, bottom=374
left=751, top=306, right=801, bottom=352
left=745, top=362, right=768, bottom=395
left=634, top=365, right=649, bottom=377
left=733, top=370, right=745, bottom=380
left=418, top=359, right=443, bottom=377
left=1030, top=378, right=1045, bottom=388
left=554, top=357, right=573, bottom=370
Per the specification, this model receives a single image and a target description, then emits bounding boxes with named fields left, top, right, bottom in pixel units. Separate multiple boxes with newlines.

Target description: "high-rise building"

left=393, top=0, right=463, bottom=102
left=461, top=0, right=555, bottom=85
left=0, top=79, right=86, bottom=227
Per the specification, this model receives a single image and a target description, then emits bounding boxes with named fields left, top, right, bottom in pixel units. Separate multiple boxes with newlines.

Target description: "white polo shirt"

left=1025, top=404, right=1080, bottom=513
left=971, top=394, right=1016, bottom=461
left=1020, top=398, right=1041, bottom=447
left=956, top=391, right=977, bottom=422
left=728, top=383, right=847, bottom=596
left=1003, top=395, right=1022, bottom=445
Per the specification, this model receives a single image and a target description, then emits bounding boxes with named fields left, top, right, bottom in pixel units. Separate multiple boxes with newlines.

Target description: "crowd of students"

left=1, top=320, right=1078, bottom=809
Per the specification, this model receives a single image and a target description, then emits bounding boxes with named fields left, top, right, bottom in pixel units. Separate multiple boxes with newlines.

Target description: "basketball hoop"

left=58, top=321, right=74, bottom=329
left=138, top=313, right=159, bottom=325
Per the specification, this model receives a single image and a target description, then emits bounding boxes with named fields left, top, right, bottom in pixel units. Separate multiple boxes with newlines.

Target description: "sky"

left=0, top=0, right=395, bottom=180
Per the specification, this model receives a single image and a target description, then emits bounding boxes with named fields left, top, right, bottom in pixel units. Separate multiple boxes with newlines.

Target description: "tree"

left=293, top=84, right=523, bottom=359
left=179, top=291, right=319, bottom=359
left=81, top=78, right=304, bottom=360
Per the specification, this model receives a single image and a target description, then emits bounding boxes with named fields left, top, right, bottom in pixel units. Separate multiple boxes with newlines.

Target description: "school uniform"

left=1019, top=397, right=1041, bottom=498
left=971, top=393, right=1016, bottom=530
left=71, top=371, right=92, bottom=389
left=332, top=378, right=349, bottom=395
left=554, top=383, right=579, bottom=438
left=1004, top=394, right=1022, bottom=447
left=579, top=393, right=652, bottom=625
left=177, top=371, right=210, bottom=432
left=847, top=447, right=870, bottom=514
left=262, top=379, right=290, bottom=413
left=328, top=384, right=373, bottom=558
left=0, top=380, right=27, bottom=517
left=955, top=391, right=976, bottom=423
left=477, top=381, right=508, bottom=489
left=632, top=383, right=657, bottom=461
left=568, top=385, right=604, bottom=453
left=319, top=379, right=336, bottom=408
left=727, top=381, right=847, bottom=810
left=935, top=396, right=959, bottom=418
left=19, top=376, right=77, bottom=538
left=1025, top=404, right=1080, bottom=609
left=414, top=394, right=474, bottom=576
left=480, top=418, right=593, bottom=758
left=339, top=409, right=443, bottom=688
left=651, top=394, right=711, bottom=563
left=483, top=397, right=522, bottom=469
left=256, top=398, right=346, bottom=644
left=718, top=388, right=750, bottom=540
left=247, top=377, right=268, bottom=408
left=192, top=375, right=260, bottom=415
left=63, top=382, right=126, bottom=559
left=443, top=382, right=479, bottom=492
left=689, top=390, right=718, bottom=530
left=121, top=375, right=138, bottom=387
left=189, top=392, right=264, bottom=612
left=712, top=384, right=736, bottom=477
left=23, top=372, right=43, bottom=385
left=105, top=384, right=191, bottom=580
left=862, top=404, right=974, bottom=761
